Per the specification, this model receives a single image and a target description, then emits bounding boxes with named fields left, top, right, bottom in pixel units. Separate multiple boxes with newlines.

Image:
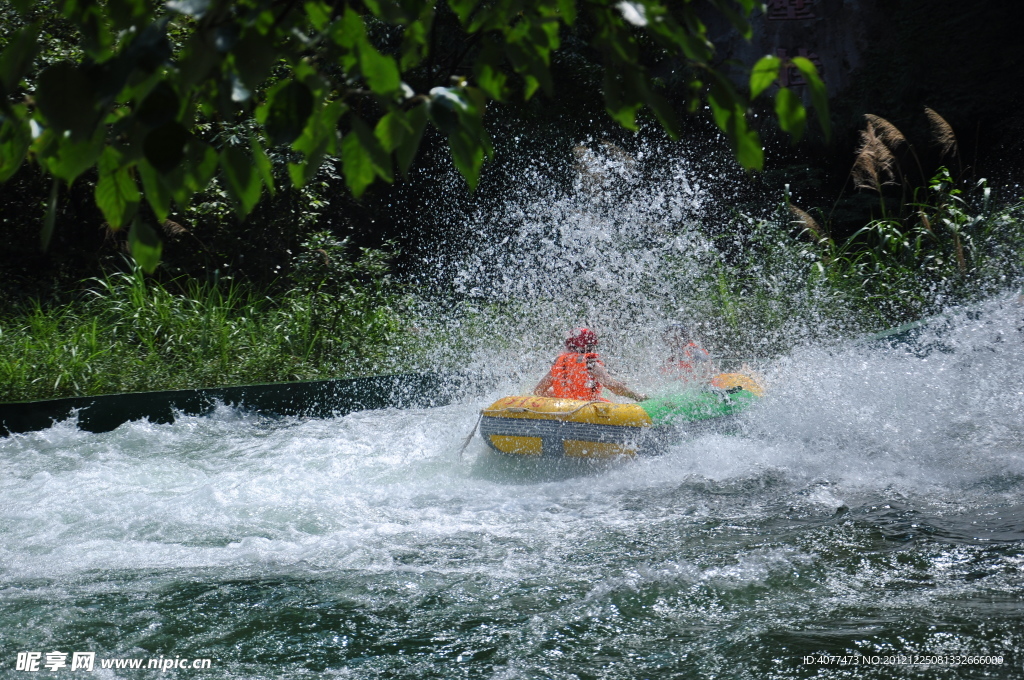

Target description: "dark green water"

left=3, top=301, right=1024, bottom=678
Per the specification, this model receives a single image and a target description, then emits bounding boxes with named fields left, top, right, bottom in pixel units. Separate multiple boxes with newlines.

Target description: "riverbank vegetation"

left=661, top=109, right=1024, bottom=355
left=690, top=172, right=1024, bottom=355
left=0, top=238, right=408, bottom=402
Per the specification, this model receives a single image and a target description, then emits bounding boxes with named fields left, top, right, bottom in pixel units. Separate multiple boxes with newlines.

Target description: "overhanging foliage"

left=0, top=0, right=827, bottom=270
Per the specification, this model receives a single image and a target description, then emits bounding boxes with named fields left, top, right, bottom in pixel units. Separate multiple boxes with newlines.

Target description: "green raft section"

left=638, top=387, right=758, bottom=427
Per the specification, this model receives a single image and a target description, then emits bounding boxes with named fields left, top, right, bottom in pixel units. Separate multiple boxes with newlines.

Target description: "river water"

left=4, top=147, right=1024, bottom=678
left=3, top=299, right=1024, bottom=678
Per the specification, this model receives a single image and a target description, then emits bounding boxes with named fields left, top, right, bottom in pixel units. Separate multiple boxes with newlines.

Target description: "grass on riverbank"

left=0, top=267, right=408, bottom=403
left=685, top=170, right=1024, bottom=355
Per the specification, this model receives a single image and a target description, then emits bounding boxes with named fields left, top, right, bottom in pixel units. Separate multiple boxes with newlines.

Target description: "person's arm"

left=533, top=372, right=554, bottom=396
left=605, top=378, right=647, bottom=402
left=590, top=362, right=647, bottom=401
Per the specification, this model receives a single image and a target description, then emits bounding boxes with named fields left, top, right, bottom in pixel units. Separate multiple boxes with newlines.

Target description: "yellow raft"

left=479, top=372, right=763, bottom=459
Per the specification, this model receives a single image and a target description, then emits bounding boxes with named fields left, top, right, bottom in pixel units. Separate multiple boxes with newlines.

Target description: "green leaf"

left=287, top=100, right=344, bottom=188
left=138, top=159, right=172, bottom=221
left=220, top=145, right=263, bottom=218
left=156, top=137, right=217, bottom=209
left=65, top=3, right=116, bottom=59
left=374, top=110, right=411, bottom=153
left=396, top=103, right=427, bottom=177
left=477, top=64, right=507, bottom=100
left=293, top=59, right=329, bottom=98
left=178, top=29, right=218, bottom=89
left=331, top=8, right=366, bottom=51
left=260, top=80, right=314, bottom=146
left=475, top=41, right=508, bottom=100
left=791, top=56, right=830, bottom=141
left=461, top=88, right=492, bottom=156
left=447, top=128, right=485, bottom=190
left=428, top=87, right=465, bottom=134
left=359, top=43, right=402, bottom=96
left=400, top=20, right=430, bottom=70
left=531, top=18, right=561, bottom=53
left=448, top=0, right=482, bottom=24
left=606, top=102, right=642, bottom=129
left=774, top=87, right=806, bottom=142
left=645, top=91, right=681, bottom=140
left=352, top=116, right=392, bottom=182
left=749, top=55, right=781, bottom=99
left=143, top=121, right=191, bottom=173
left=251, top=136, right=275, bottom=195
left=467, top=0, right=510, bottom=31
left=135, top=80, right=180, bottom=128
left=363, top=0, right=412, bottom=23
left=706, top=74, right=742, bottom=130
left=708, top=76, right=762, bottom=171
left=181, top=139, right=218, bottom=195
left=106, top=0, right=151, bottom=31
left=95, top=148, right=140, bottom=230
left=128, top=217, right=163, bottom=273
left=555, top=0, right=577, bottom=23
left=0, top=22, right=41, bottom=93
left=603, top=71, right=641, bottom=130
left=522, top=73, right=540, bottom=101
left=45, top=128, right=105, bottom=184
left=0, top=116, right=30, bottom=182
left=123, top=17, right=171, bottom=73
left=732, top=120, right=764, bottom=171
left=340, top=129, right=376, bottom=197
left=35, top=62, right=99, bottom=138
left=505, top=39, right=553, bottom=99
left=232, top=28, right=276, bottom=91
left=304, top=1, right=333, bottom=31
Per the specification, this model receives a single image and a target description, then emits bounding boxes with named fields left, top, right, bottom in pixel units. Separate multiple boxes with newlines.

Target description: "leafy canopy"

left=0, top=0, right=827, bottom=270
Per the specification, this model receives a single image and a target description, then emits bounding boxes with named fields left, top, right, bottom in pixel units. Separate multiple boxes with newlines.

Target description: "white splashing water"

left=3, top=140, right=1024, bottom=678
left=3, top=297, right=1023, bottom=585
left=416, top=140, right=856, bottom=391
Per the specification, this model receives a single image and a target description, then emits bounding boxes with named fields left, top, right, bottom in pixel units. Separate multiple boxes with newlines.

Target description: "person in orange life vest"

left=662, top=323, right=716, bottom=384
left=533, top=327, right=647, bottom=402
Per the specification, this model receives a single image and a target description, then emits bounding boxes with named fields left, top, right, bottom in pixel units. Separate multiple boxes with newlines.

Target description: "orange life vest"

left=665, top=343, right=714, bottom=381
left=549, top=352, right=605, bottom=401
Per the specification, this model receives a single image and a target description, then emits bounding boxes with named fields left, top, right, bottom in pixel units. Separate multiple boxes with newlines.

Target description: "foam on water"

left=3, top=295, right=1023, bottom=589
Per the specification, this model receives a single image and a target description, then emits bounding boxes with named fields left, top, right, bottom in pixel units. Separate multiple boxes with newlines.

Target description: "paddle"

left=456, top=412, right=483, bottom=460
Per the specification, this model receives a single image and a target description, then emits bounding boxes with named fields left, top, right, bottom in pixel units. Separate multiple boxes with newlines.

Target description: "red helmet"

left=565, top=327, right=598, bottom=351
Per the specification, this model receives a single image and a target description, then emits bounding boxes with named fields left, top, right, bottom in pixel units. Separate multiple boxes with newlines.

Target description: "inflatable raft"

left=479, top=372, right=763, bottom=459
